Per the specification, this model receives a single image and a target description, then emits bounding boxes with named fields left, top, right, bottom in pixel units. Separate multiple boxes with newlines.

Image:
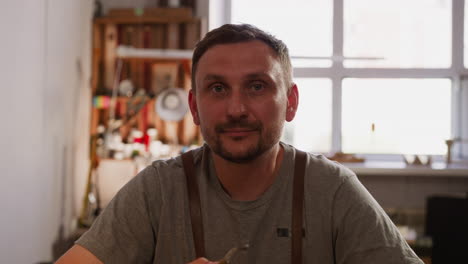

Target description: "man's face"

left=189, top=40, right=298, bottom=163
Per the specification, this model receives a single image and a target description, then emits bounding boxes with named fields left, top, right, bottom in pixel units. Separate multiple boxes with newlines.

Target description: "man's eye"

left=251, top=82, right=265, bottom=92
left=211, top=84, right=225, bottom=93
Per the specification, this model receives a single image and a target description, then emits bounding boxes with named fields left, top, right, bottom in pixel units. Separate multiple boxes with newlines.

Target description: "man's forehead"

left=193, top=40, right=289, bottom=90
left=202, top=72, right=274, bottom=82
left=199, top=40, right=277, bottom=61
left=196, top=57, right=281, bottom=84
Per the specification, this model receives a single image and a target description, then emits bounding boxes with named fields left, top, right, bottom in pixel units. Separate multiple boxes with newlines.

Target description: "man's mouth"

left=215, top=122, right=262, bottom=138
left=221, top=128, right=257, bottom=137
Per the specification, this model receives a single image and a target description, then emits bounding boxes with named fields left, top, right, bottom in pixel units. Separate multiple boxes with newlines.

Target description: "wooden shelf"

left=90, top=8, right=203, bottom=147
left=94, top=16, right=201, bottom=25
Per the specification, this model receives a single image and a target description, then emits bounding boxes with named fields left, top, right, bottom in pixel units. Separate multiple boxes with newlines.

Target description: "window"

left=344, top=0, right=451, bottom=68
left=342, top=78, right=451, bottom=155
left=225, top=0, right=467, bottom=158
left=231, top=0, right=333, bottom=67
left=283, top=78, right=333, bottom=153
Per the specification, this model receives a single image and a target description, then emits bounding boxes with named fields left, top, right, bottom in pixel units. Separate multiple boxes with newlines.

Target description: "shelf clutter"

left=77, top=7, right=206, bottom=229
left=90, top=7, right=205, bottom=162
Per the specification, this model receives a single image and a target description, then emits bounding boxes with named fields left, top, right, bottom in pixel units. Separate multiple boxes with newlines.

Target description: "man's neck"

left=211, top=143, right=284, bottom=201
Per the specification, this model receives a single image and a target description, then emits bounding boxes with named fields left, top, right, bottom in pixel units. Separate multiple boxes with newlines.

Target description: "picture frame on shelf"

left=151, top=62, right=179, bottom=96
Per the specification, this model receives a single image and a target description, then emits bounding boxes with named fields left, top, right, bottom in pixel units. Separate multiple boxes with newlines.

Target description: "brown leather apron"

left=182, top=149, right=307, bottom=263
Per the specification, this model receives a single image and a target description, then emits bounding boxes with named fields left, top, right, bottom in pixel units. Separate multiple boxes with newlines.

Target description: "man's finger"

left=187, top=257, right=219, bottom=264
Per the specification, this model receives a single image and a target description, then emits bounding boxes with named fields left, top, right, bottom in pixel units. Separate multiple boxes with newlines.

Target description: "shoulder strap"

left=181, top=151, right=206, bottom=258
left=182, top=149, right=307, bottom=263
left=292, top=150, right=307, bottom=264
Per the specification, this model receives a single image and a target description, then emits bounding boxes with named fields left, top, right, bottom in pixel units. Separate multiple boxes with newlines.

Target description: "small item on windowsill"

left=327, top=152, right=365, bottom=163
left=403, top=154, right=432, bottom=166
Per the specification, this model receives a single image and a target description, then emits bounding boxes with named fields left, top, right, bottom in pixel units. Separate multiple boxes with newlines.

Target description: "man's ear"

left=286, top=84, right=299, bottom=122
left=188, top=89, right=200, bottom=125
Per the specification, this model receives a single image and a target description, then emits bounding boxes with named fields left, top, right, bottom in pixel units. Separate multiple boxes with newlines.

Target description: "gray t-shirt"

left=77, top=143, right=423, bottom=264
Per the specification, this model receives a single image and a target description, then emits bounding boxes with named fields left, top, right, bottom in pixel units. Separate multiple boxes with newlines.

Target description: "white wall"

left=0, top=0, right=93, bottom=263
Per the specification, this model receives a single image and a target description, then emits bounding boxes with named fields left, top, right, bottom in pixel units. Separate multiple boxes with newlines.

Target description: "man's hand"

left=188, top=257, right=219, bottom=264
left=55, top=245, right=103, bottom=264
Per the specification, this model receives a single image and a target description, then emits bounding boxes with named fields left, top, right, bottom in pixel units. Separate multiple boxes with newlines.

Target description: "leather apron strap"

left=292, top=150, right=307, bottom=264
left=182, top=151, right=206, bottom=258
left=182, top=149, right=307, bottom=263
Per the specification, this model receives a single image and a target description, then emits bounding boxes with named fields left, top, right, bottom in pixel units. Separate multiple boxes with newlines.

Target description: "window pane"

left=231, top=0, right=333, bottom=67
left=342, top=78, right=451, bottom=155
left=344, top=0, right=451, bottom=68
left=282, top=78, right=332, bottom=153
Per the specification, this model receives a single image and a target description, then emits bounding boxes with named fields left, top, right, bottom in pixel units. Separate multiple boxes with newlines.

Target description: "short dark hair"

left=191, top=23, right=293, bottom=91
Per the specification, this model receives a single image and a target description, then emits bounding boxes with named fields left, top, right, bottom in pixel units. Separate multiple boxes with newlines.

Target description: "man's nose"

left=226, top=91, right=248, bottom=119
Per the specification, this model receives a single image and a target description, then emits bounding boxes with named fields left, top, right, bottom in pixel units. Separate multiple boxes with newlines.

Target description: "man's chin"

left=214, top=141, right=262, bottom=164
left=217, top=150, right=261, bottom=164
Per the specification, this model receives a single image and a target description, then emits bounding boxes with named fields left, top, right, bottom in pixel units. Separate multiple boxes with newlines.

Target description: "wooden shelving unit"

left=90, top=8, right=205, bottom=150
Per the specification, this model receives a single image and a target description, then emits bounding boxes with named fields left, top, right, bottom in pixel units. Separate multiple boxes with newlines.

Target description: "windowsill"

left=342, top=160, right=468, bottom=177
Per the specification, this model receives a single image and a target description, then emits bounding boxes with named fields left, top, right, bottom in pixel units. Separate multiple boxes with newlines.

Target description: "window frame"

left=213, top=0, right=467, bottom=160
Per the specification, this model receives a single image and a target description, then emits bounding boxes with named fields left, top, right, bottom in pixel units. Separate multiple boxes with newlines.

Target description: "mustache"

left=215, top=120, right=262, bottom=133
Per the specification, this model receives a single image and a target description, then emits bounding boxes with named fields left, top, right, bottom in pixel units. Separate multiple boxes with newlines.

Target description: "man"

left=57, top=24, right=423, bottom=264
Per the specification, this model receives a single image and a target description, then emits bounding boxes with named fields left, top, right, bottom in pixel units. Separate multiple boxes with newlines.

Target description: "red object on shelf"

left=133, top=133, right=150, bottom=151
